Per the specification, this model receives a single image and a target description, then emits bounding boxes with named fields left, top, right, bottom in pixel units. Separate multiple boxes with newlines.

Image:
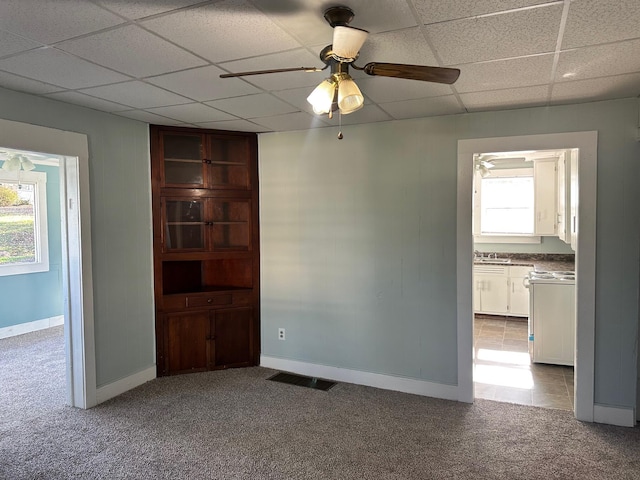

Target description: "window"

left=0, top=170, right=49, bottom=276
left=473, top=167, right=539, bottom=243
left=480, top=176, right=534, bottom=234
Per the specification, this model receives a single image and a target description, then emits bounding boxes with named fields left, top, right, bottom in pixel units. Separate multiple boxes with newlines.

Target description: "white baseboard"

left=593, top=403, right=636, bottom=427
left=260, top=355, right=458, bottom=401
left=96, top=366, right=156, bottom=405
left=0, top=315, right=64, bottom=339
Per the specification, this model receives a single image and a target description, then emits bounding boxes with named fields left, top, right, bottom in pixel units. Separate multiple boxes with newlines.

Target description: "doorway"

left=456, top=132, right=598, bottom=422
left=471, top=148, right=577, bottom=410
left=0, top=118, right=95, bottom=409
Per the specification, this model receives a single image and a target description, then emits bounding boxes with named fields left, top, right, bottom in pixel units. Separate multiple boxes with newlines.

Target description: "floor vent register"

left=268, top=372, right=337, bottom=391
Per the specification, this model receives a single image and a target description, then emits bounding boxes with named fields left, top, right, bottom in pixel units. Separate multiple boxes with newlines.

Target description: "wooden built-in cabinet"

left=151, top=125, right=259, bottom=376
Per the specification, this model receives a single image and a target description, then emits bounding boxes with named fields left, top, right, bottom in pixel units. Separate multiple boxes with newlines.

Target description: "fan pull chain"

left=337, top=110, right=343, bottom=140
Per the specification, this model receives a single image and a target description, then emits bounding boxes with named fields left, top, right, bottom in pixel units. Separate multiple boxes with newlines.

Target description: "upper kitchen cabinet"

left=157, top=130, right=252, bottom=190
left=533, top=158, right=557, bottom=236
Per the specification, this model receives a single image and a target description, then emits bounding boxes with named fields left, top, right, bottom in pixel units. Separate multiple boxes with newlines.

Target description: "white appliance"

left=525, top=271, right=576, bottom=366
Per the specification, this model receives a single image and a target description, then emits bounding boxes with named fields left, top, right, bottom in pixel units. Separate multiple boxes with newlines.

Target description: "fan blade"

left=332, top=26, right=368, bottom=61
left=362, top=62, right=460, bottom=84
left=220, top=66, right=322, bottom=78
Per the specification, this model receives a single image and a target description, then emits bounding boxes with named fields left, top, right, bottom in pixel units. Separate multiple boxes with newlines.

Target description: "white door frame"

left=0, top=118, right=95, bottom=409
left=456, top=131, right=597, bottom=422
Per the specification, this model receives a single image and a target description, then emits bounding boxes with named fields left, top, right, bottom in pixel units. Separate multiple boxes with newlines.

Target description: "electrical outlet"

left=278, top=328, right=285, bottom=340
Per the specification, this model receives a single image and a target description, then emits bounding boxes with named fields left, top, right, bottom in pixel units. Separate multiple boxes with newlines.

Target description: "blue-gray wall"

left=0, top=164, right=63, bottom=328
left=0, top=87, right=153, bottom=388
left=259, top=98, right=640, bottom=410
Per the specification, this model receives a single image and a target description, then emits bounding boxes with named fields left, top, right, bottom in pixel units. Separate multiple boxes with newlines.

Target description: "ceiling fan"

left=220, top=6, right=460, bottom=120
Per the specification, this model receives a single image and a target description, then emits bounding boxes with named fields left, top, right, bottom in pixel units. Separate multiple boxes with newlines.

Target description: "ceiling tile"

left=551, top=73, right=640, bottom=104
left=459, top=85, right=549, bottom=111
left=357, top=27, right=439, bottom=66
left=45, top=91, right=131, bottom=112
left=205, top=94, right=298, bottom=118
left=356, top=76, right=453, bottom=103
left=0, top=29, right=42, bottom=58
left=380, top=95, right=464, bottom=119
left=563, top=0, right=640, bottom=49
left=0, top=0, right=124, bottom=44
left=252, top=0, right=417, bottom=46
left=271, top=86, right=318, bottom=114
left=219, top=49, right=323, bottom=91
left=426, top=4, right=563, bottom=65
left=147, top=65, right=262, bottom=101
left=57, top=25, right=207, bottom=78
left=78, top=81, right=192, bottom=108
left=114, top=110, right=181, bottom=124
left=252, top=111, right=329, bottom=131
left=146, top=103, right=237, bottom=123
left=0, top=71, right=62, bottom=94
left=0, top=48, right=130, bottom=89
left=95, top=0, right=207, bottom=20
left=556, top=39, right=640, bottom=82
left=329, top=0, right=418, bottom=33
left=454, top=54, right=554, bottom=93
left=321, top=104, right=392, bottom=126
left=193, top=119, right=271, bottom=132
left=413, top=0, right=553, bottom=24
left=142, top=0, right=301, bottom=63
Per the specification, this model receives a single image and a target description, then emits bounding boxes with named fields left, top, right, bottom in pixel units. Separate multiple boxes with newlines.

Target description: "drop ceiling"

left=0, top=0, right=638, bottom=132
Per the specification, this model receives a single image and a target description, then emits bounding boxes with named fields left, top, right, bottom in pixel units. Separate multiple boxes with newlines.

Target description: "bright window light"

left=0, top=170, right=49, bottom=276
left=480, top=176, right=534, bottom=235
left=474, top=363, right=534, bottom=389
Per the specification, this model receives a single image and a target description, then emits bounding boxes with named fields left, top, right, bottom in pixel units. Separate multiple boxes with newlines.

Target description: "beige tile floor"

left=474, top=315, right=574, bottom=411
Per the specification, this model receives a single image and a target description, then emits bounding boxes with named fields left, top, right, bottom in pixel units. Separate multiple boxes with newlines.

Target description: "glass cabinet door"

left=163, top=199, right=206, bottom=251
left=210, top=200, right=251, bottom=250
left=162, top=133, right=205, bottom=187
left=208, top=136, right=250, bottom=189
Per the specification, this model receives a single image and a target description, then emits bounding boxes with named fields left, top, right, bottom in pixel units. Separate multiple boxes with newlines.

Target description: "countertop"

left=474, top=253, right=575, bottom=272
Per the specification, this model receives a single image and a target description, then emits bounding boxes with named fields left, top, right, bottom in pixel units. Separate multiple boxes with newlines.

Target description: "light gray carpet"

left=1, top=327, right=639, bottom=479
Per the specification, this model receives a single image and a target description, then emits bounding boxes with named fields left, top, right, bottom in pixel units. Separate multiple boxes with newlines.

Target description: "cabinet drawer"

left=474, top=265, right=508, bottom=275
left=187, top=294, right=232, bottom=308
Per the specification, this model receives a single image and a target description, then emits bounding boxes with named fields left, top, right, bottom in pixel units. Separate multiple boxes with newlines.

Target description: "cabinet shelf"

left=165, top=158, right=201, bottom=164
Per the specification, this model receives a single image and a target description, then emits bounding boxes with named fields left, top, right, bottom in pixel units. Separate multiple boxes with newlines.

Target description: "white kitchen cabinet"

left=534, top=158, right=557, bottom=235
left=474, top=265, right=509, bottom=315
left=570, top=150, right=578, bottom=251
left=509, top=266, right=531, bottom=316
left=556, top=152, right=571, bottom=243
left=474, top=264, right=532, bottom=317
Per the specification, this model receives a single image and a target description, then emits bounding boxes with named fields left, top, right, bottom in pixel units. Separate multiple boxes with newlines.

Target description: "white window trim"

left=0, top=170, right=49, bottom=276
left=473, top=167, right=541, bottom=243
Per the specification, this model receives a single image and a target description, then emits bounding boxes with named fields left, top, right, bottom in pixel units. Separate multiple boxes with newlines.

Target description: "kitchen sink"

left=474, top=257, right=512, bottom=264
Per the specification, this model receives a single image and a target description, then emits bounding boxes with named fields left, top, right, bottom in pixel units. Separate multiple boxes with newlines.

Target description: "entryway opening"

left=471, top=149, right=576, bottom=411
left=0, top=118, right=96, bottom=409
left=457, top=132, right=597, bottom=422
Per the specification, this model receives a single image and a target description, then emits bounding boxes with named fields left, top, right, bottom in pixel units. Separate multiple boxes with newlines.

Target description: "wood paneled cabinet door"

left=163, top=307, right=253, bottom=375
left=160, top=131, right=251, bottom=190
left=161, top=197, right=252, bottom=253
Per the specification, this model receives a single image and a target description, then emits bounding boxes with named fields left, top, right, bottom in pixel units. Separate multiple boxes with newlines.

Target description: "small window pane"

left=480, top=177, right=534, bottom=235
left=0, top=182, right=36, bottom=265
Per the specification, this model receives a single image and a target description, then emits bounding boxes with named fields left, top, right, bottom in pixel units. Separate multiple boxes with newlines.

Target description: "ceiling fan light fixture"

left=307, top=78, right=337, bottom=114
left=337, top=74, right=364, bottom=114
left=2, top=154, right=21, bottom=171
left=331, top=26, right=369, bottom=62
left=21, top=156, right=36, bottom=171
